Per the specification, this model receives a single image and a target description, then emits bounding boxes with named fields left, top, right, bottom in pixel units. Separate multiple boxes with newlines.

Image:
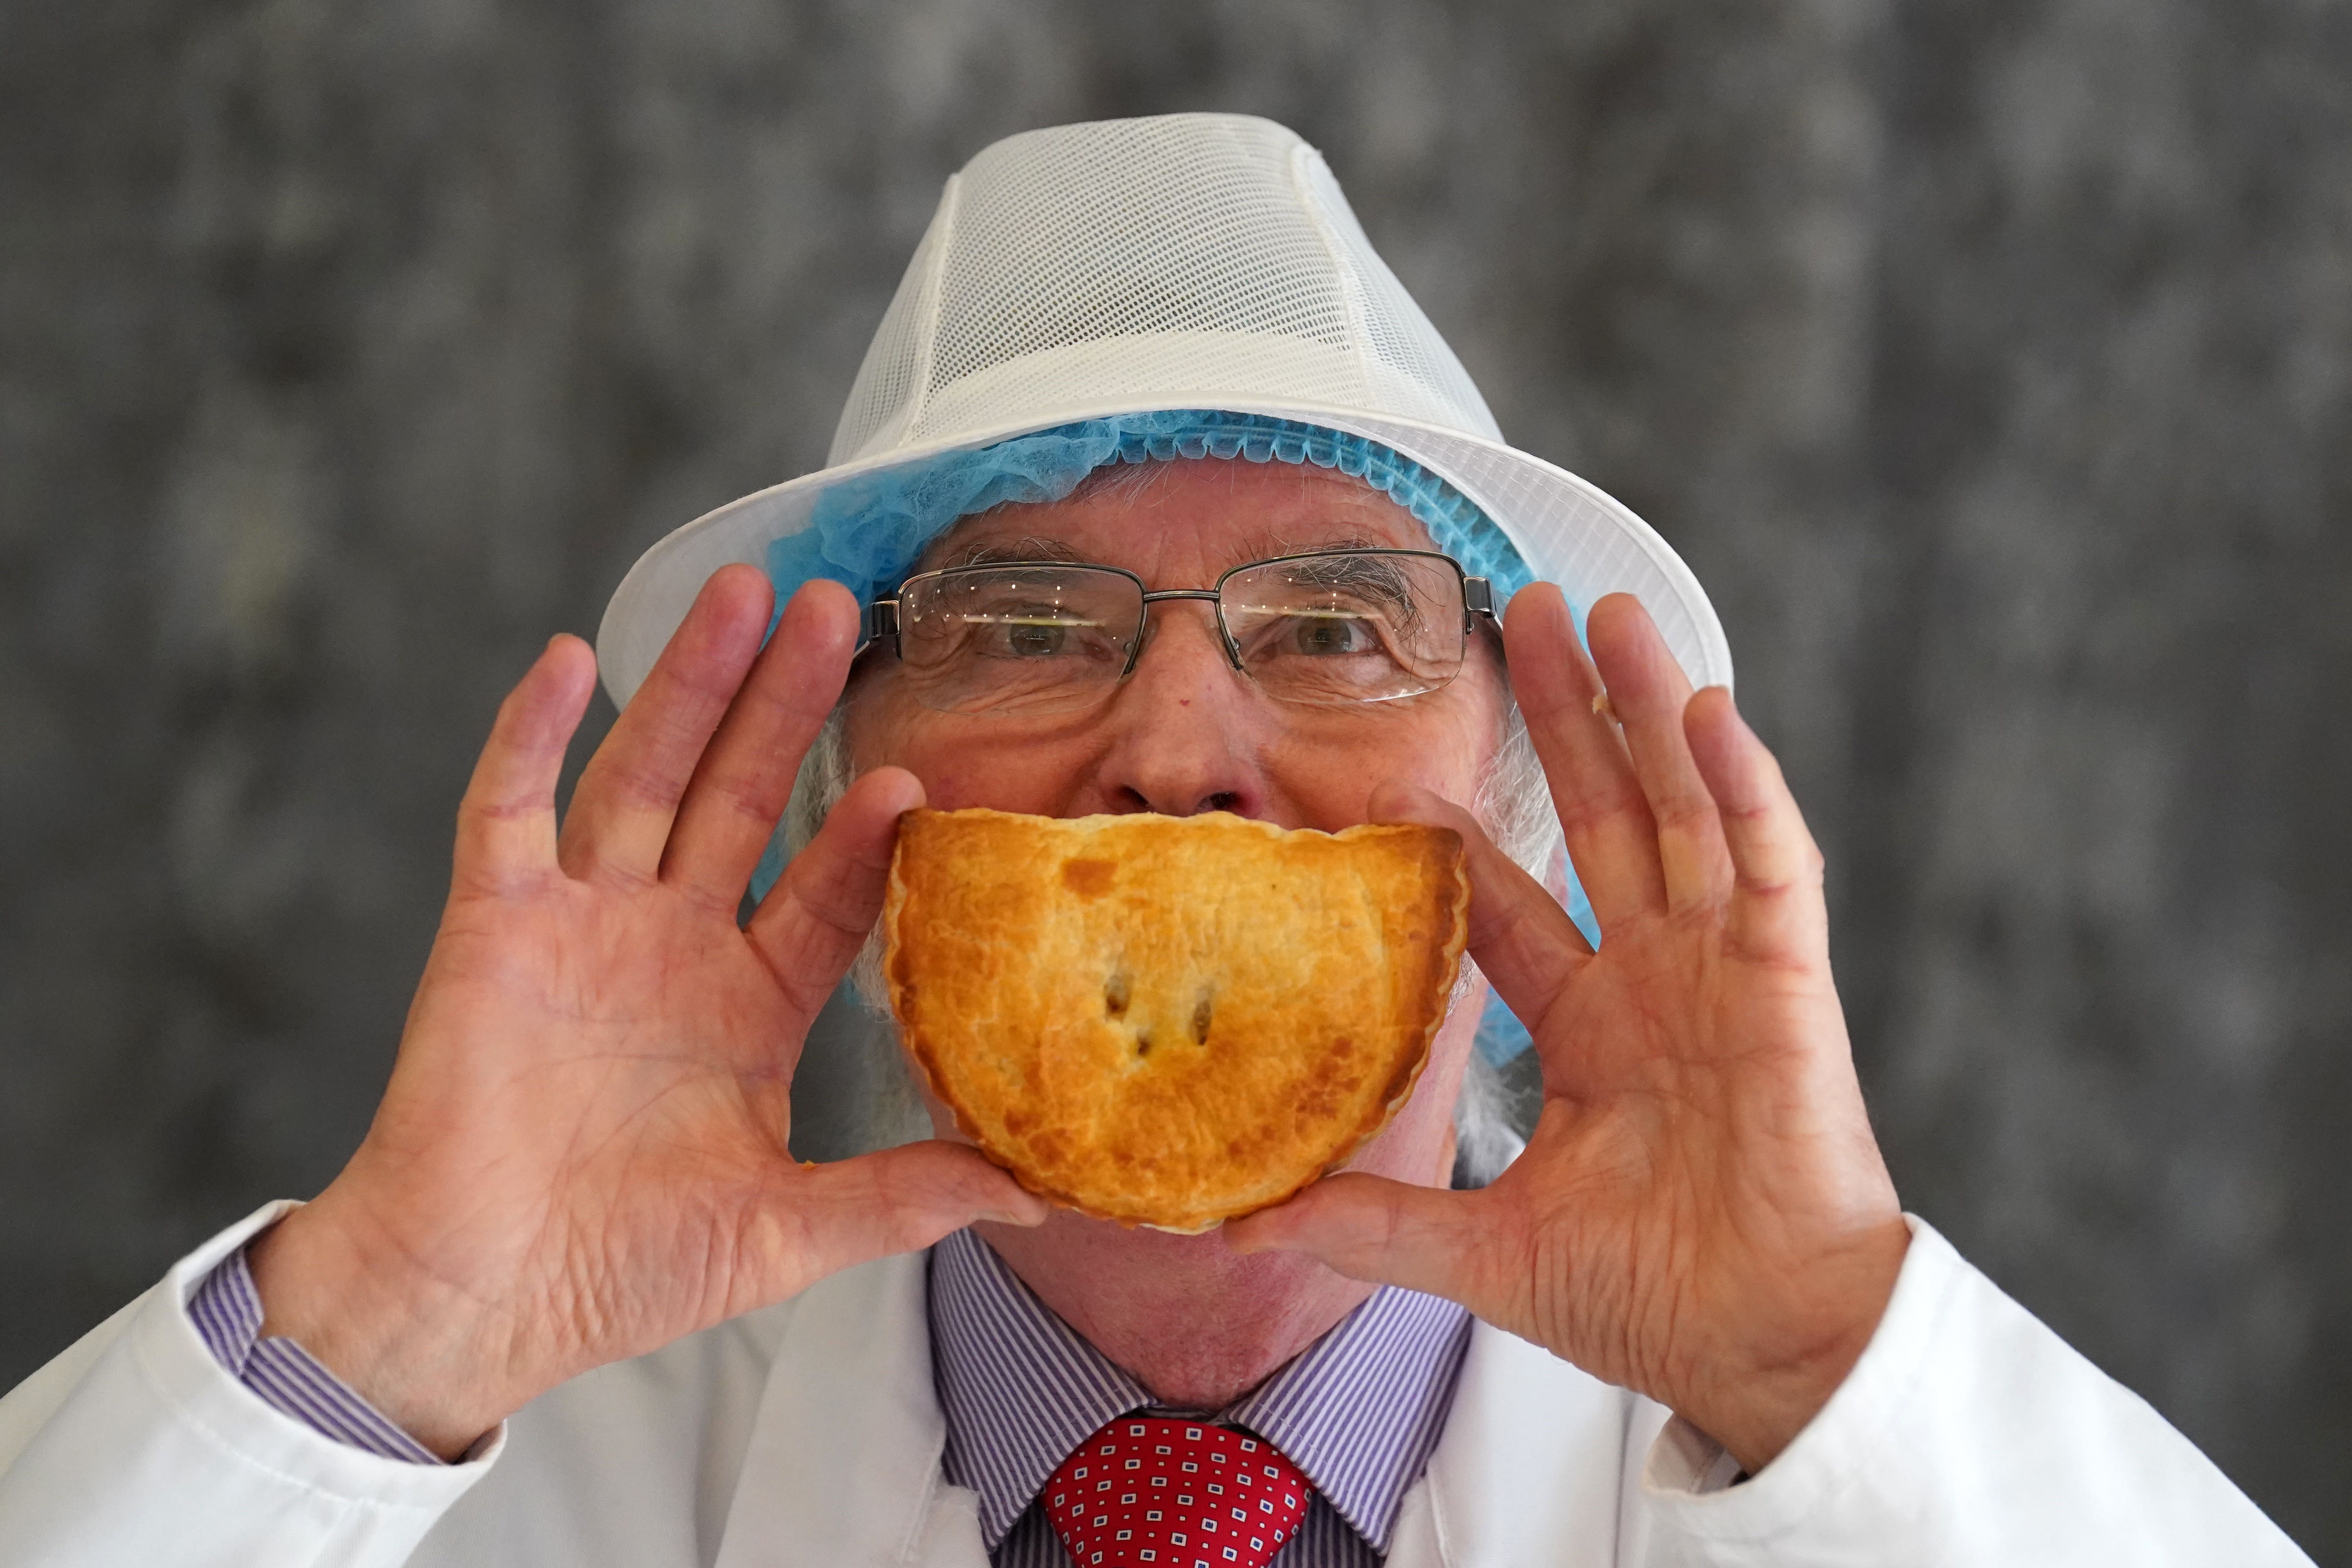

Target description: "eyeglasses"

left=863, top=548, right=1497, bottom=717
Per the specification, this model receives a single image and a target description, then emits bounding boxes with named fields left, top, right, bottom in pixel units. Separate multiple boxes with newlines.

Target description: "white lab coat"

left=0, top=1200, right=2312, bottom=1567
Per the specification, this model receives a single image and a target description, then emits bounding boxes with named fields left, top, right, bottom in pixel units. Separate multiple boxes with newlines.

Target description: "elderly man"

left=0, top=115, right=2311, bottom=1566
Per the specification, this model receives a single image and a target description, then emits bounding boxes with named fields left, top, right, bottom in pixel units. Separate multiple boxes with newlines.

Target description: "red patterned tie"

left=1043, top=1415, right=1310, bottom=1568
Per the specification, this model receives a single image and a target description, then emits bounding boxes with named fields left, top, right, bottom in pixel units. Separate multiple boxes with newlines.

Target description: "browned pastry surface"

left=883, top=808, right=1470, bottom=1231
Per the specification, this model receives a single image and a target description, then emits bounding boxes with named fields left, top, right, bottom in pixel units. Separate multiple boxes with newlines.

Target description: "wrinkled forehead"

left=910, top=457, right=1439, bottom=588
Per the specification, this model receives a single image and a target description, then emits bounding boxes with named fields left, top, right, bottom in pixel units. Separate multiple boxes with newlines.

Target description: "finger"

left=1584, top=595, right=1732, bottom=911
left=1368, top=780, right=1588, bottom=1041
left=559, top=566, right=773, bottom=883
left=1501, top=584, right=1668, bottom=927
left=1684, top=687, right=1829, bottom=967
left=1225, top=1173, right=1505, bottom=1310
left=744, top=766, right=925, bottom=1020
left=661, top=580, right=862, bottom=913
left=770, top=1140, right=1051, bottom=1286
left=452, top=635, right=597, bottom=895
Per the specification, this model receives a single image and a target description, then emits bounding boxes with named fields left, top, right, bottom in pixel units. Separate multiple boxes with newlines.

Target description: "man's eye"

left=960, top=612, right=1092, bottom=658
left=1288, top=614, right=1377, bottom=656
left=1004, top=620, right=1066, bottom=658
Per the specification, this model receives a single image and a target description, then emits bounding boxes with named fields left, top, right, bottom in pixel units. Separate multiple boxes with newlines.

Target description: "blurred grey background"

left=3, top=0, right=2346, bottom=1554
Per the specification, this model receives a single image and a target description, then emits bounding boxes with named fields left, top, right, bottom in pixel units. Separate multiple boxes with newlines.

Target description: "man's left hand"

left=1225, top=586, right=1909, bottom=1475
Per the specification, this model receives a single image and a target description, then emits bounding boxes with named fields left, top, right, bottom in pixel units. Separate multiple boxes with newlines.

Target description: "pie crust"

left=883, top=807, right=1470, bottom=1231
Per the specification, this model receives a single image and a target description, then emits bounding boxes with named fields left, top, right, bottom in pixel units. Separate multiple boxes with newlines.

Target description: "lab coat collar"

left=711, top=1250, right=976, bottom=1568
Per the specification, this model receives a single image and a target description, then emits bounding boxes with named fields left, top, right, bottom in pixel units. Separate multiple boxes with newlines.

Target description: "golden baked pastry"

left=883, top=807, right=1470, bottom=1231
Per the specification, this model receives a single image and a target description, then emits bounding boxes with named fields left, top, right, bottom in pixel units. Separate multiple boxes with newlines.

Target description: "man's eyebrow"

left=1273, top=546, right=1422, bottom=621
left=932, top=535, right=1092, bottom=569
left=922, top=530, right=1404, bottom=575
left=1232, top=531, right=1385, bottom=563
left=1291, top=534, right=1383, bottom=555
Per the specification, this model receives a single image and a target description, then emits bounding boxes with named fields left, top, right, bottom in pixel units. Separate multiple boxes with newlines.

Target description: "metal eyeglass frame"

left=862, top=548, right=1498, bottom=693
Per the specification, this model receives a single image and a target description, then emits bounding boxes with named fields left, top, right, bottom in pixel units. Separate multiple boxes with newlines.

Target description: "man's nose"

left=1092, top=601, right=1268, bottom=818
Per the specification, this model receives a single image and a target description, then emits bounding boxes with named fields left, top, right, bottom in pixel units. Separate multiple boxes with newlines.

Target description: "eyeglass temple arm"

left=865, top=598, right=900, bottom=648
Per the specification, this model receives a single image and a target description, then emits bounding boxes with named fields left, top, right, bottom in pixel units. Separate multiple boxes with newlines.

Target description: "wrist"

left=246, top=1194, right=538, bottom=1460
left=1673, top=1217, right=1912, bottom=1475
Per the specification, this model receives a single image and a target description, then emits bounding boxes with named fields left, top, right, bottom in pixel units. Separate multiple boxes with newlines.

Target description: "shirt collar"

left=929, top=1227, right=1150, bottom=1546
left=927, top=1227, right=1471, bottom=1552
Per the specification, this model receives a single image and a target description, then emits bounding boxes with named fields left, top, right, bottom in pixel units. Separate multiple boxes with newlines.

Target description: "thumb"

left=767, top=1139, right=1051, bottom=1289
left=1225, top=1173, right=1500, bottom=1308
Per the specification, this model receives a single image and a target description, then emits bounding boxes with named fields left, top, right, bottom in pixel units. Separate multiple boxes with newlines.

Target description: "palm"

left=1500, top=910, right=1868, bottom=1407
left=1229, top=589, right=1907, bottom=1472
left=375, top=887, right=808, bottom=1351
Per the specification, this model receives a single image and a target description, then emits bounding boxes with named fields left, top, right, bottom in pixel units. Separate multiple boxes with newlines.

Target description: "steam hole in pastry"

left=1135, top=1033, right=1154, bottom=1058
left=1191, top=994, right=1213, bottom=1045
left=1104, top=972, right=1131, bottom=1017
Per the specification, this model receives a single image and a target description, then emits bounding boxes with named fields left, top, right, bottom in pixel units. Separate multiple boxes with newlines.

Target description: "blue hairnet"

left=762, top=409, right=1536, bottom=617
left=756, top=409, right=1595, bottom=1063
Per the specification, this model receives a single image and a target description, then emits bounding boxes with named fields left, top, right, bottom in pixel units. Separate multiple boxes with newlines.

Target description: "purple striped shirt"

left=929, top=1227, right=1471, bottom=1566
left=189, top=1227, right=1473, bottom=1565
left=187, top=1246, right=443, bottom=1464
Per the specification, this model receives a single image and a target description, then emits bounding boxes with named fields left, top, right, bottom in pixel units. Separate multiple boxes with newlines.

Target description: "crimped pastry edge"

left=882, top=807, right=1472, bottom=1231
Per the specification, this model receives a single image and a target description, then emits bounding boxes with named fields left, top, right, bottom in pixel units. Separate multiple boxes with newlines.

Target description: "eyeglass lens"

left=895, top=565, right=1141, bottom=716
left=1221, top=551, right=1467, bottom=706
left=891, top=551, right=1469, bottom=717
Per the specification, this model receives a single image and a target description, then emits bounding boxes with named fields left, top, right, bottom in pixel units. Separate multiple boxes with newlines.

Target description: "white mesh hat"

left=595, top=113, right=1730, bottom=707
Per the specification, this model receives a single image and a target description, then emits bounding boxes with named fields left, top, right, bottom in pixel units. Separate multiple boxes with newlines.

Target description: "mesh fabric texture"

left=830, top=116, right=1498, bottom=466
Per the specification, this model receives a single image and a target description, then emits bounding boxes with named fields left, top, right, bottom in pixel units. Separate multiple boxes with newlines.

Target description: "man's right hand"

left=246, top=566, right=1046, bottom=1459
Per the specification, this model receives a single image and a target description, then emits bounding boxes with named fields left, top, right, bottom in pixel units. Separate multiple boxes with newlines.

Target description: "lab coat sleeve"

left=1633, top=1215, right=2313, bottom=1566
left=0, top=1202, right=500, bottom=1568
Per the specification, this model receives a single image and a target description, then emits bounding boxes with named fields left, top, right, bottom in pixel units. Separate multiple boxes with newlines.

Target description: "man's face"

left=843, top=457, right=1508, bottom=833
left=842, top=456, right=1508, bottom=1192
